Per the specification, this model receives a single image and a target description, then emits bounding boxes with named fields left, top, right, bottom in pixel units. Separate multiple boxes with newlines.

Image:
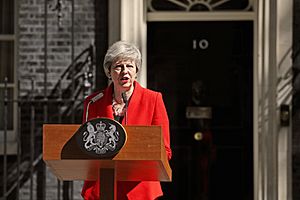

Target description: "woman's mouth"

left=120, top=77, right=130, bottom=83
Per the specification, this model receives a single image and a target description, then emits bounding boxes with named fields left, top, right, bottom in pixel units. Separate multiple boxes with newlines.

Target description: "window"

left=0, top=0, right=17, bottom=154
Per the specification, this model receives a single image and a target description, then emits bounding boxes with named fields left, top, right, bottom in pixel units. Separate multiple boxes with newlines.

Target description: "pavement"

left=19, top=166, right=84, bottom=200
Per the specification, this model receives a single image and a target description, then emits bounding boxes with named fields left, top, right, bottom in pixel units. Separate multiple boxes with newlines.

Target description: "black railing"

left=0, top=43, right=95, bottom=200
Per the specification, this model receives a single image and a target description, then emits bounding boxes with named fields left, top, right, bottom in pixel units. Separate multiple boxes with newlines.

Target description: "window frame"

left=0, top=0, right=18, bottom=155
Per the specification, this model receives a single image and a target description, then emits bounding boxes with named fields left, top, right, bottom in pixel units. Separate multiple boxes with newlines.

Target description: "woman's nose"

left=122, top=65, right=129, bottom=73
left=122, top=66, right=128, bottom=72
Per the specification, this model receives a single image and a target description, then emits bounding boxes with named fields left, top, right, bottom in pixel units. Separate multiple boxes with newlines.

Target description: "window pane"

left=0, top=0, right=14, bottom=34
left=0, top=41, right=14, bottom=83
left=0, top=88, right=13, bottom=130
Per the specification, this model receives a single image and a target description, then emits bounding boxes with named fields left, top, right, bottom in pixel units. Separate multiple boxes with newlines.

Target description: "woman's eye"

left=113, top=64, right=135, bottom=71
left=113, top=65, right=122, bottom=70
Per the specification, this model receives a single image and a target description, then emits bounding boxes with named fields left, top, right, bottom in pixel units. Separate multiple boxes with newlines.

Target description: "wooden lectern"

left=43, top=124, right=172, bottom=200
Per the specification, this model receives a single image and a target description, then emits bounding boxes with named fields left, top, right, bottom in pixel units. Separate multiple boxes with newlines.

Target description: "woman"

left=81, top=41, right=172, bottom=200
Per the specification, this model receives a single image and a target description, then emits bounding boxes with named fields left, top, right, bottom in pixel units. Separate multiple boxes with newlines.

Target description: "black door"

left=147, top=21, right=253, bottom=200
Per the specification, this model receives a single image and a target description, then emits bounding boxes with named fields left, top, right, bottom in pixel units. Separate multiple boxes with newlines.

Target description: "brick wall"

left=17, top=0, right=96, bottom=152
left=16, top=1, right=98, bottom=198
left=17, top=0, right=97, bottom=159
left=293, top=0, right=300, bottom=199
left=18, top=0, right=95, bottom=96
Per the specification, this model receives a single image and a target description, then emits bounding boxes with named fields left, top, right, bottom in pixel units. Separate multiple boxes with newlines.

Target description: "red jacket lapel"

left=126, top=81, right=143, bottom=125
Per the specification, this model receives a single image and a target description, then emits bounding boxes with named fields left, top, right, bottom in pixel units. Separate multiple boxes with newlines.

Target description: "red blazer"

left=81, top=81, right=172, bottom=200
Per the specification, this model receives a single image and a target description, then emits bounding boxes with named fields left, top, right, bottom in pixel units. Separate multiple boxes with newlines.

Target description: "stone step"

left=19, top=166, right=83, bottom=200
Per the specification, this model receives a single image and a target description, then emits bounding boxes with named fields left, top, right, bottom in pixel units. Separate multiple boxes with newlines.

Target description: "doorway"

left=147, top=21, right=253, bottom=200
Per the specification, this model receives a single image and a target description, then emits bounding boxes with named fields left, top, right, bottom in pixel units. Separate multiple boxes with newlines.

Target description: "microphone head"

left=91, top=92, right=103, bottom=103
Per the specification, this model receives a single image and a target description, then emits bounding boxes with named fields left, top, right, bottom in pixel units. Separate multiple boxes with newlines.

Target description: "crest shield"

left=75, top=118, right=127, bottom=158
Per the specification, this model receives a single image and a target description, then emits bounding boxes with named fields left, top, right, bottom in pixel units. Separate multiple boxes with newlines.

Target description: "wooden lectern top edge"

left=43, top=124, right=162, bottom=127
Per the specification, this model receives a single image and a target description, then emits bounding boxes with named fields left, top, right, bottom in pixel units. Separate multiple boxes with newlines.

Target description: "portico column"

left=120, top=0, right=147, bottom=88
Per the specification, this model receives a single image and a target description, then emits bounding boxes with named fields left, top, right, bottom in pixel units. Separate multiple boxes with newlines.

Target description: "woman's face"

left=110, top=59, right=137, bottom=90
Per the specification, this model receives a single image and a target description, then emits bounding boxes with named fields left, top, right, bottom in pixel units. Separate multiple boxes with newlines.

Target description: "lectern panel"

left=43, top=124, right=172, bottom=182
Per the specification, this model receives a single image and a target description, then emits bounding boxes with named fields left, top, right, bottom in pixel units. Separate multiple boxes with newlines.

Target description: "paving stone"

left=19, top=166, right=83, bottom=200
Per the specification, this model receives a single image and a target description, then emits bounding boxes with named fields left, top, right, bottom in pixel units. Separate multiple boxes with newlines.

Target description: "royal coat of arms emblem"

left=75, top=118, right=127, bottom=158
left=83, top=121, right=119, bottom=154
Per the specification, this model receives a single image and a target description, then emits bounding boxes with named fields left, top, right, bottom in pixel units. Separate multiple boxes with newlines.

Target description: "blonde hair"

left=103, top=41, right=142, bottom=78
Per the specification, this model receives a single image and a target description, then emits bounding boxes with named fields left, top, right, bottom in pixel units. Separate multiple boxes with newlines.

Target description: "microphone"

left=85, top=92, right=103, bottom=122
left=122, top=92, right=128, bottom=125
left=91, top=92, right=103, bottom=103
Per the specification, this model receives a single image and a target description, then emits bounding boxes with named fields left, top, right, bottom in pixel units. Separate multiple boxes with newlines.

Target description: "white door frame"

left=118, top=1, right=293, bottom=199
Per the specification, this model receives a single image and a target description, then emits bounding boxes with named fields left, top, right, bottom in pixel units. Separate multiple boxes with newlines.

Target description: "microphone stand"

left=122, top=92, right=128, bottom=125
left=85, top=92, right=103, bottom=122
